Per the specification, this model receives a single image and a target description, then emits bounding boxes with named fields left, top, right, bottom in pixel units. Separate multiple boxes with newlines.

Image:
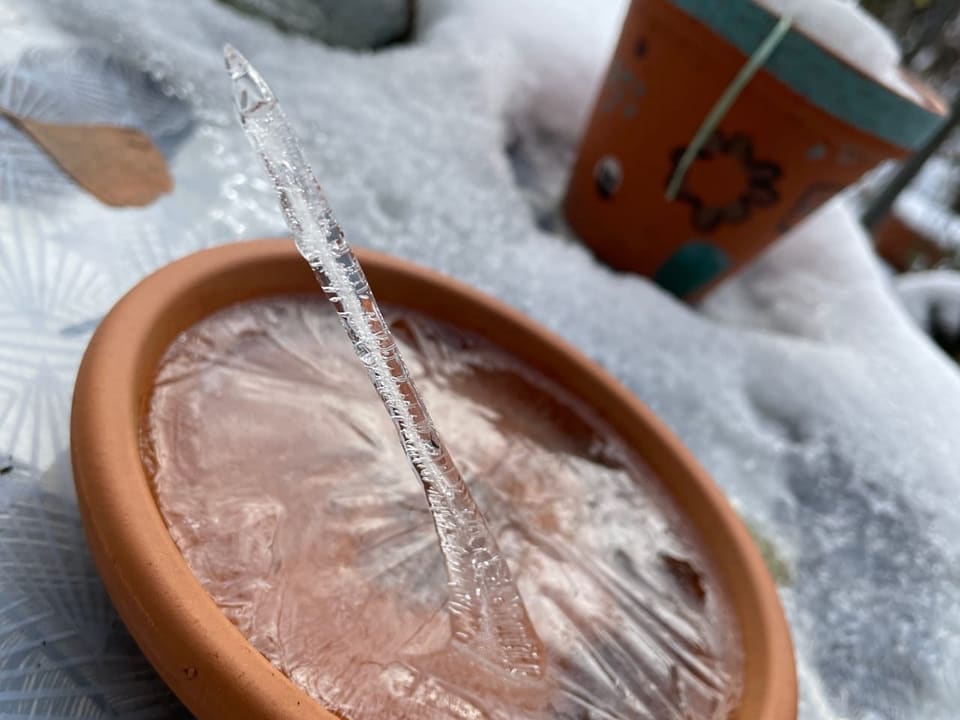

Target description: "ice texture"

left=4, top=0, right=960, bottom=718
left=756, top=0, right=921, bottom=102
left=143, top=298, right=742, bottom=719
left=225, top=45, right=545, bottom=680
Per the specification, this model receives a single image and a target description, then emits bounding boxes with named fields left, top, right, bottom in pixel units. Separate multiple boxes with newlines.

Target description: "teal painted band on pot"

left=654, top=240, right=730, bottom=297
left=669, top=0, right=945, bottom=150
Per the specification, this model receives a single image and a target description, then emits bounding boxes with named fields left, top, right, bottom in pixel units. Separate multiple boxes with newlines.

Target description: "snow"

left=2, top=0, right=960, bottom=718
left=895, top=157, right=960, bottom=253
left=897, top=269, right=960, bottom=336
left=853, top=156, right=960, bottom=255
left=757, top=0, right=922, bottom=103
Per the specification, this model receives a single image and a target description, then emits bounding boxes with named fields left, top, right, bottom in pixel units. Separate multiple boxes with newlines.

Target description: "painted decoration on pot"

left=669, top=131, right=782, bottom=233
left=564, top=0, right=947, bottom=298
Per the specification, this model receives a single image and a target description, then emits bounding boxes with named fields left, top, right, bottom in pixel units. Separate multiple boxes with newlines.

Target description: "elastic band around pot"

left=666, top=15, right=793, bottom=202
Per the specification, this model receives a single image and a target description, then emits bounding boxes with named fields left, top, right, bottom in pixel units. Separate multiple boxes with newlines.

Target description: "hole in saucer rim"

left=70, top=237, right=797, bottom=720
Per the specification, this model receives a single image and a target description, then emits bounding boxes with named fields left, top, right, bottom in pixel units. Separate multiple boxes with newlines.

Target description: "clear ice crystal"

left=223, top=44, right=545, bottom=679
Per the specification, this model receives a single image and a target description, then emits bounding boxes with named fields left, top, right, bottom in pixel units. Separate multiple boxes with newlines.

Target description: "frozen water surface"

left=144, top=298, right=743, bottom=719
left=1, top=0, right=960, bottom=718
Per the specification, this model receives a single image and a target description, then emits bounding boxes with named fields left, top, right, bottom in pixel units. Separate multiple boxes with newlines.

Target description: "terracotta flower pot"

left=564, top=0, right=947, bottom=298
left=71, top=239, right=797, bottom=719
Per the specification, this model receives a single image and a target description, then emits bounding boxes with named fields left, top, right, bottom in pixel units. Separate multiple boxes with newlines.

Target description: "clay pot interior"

left=70, top=239, right=797, bottom=719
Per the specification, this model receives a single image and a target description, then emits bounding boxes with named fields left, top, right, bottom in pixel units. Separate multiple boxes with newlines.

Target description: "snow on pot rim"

left=756, top=0, right=919, bottom=103
left=672, top=0, right=947, bottom=152
left=70, top=239, right=797, bottom=720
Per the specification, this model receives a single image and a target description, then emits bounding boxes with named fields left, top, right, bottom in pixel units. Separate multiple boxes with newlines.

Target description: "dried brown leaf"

left=1, top=108, right=173, bottom=207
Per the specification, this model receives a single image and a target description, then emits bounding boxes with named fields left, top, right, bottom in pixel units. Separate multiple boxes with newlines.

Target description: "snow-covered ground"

left=2, top=1, right=960, bottom=718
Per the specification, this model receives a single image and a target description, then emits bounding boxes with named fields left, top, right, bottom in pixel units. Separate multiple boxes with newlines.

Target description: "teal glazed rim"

left=669, top=0, right=947, bottom=150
